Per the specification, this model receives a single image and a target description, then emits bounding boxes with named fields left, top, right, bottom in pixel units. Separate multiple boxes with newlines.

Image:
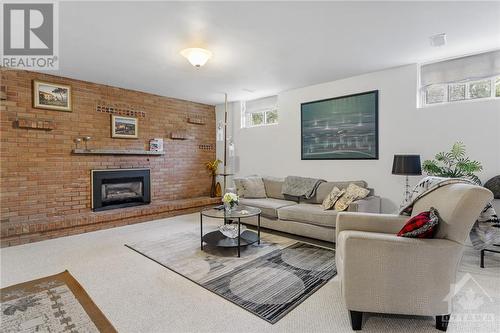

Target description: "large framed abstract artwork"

left=301, top=90, right=379, bottom=160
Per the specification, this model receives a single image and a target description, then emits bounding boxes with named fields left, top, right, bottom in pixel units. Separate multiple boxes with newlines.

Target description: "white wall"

left=217, top=64, right=500, bottom=212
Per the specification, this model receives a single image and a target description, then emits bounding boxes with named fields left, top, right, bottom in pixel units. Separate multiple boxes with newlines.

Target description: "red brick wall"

left=0, top=68, right=217, bottom=246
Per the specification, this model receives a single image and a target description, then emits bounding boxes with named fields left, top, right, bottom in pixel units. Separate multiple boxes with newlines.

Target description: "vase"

left=224, top=202, right=236, bottom=214
left=210, top=174, right=216, bottom=198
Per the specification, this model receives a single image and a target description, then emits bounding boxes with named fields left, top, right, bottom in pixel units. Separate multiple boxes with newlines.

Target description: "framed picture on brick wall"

left=33, top=80, right=72, bottom=112
left=111, top=115, right=138, bottom=139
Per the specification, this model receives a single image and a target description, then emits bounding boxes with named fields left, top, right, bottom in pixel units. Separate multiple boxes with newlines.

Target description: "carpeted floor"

left=126, top=232, right=336, bottom=323
left=1, top=271, right=116, bottom=332
left=1, top=213, right=499, bottom=333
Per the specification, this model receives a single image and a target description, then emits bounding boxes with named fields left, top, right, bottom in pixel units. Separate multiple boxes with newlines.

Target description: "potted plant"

left=205, top=159, right=222, bottom=197
left=422, top=142, right=483, bottom=184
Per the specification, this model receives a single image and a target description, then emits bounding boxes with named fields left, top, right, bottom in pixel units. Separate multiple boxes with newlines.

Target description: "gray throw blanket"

left=399, top=176, right=499, bottom=250
left=281, top=176, right=325, bottom=199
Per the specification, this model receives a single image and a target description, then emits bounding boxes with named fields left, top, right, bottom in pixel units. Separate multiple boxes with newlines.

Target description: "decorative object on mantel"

left=111, top=115, right=138, bottom=139
left=15, top=118, right=55, bottom=131
left=72, top=148, right=164, bottom=156
left=215, top=182, right=222, bottom=197
left=206, top=159, right=222, bottom=197
left=149, top=138, right=164, bottom=152
left=82, top=136, right=91, bottom=150
left=199, top=144, right=214, bottom=151
left=170, top=131, right=188, bottom=140
left=73, top=138, right=81, bottom=149
left=187, top=116, right=205, bottom=125
left=33, top=80, right=72, bottom=112
left=96, top=100, right=146, bottom=118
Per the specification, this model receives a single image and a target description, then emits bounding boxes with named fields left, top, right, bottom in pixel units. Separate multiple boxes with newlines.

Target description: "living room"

left=1, top=1, right=499, bottom=333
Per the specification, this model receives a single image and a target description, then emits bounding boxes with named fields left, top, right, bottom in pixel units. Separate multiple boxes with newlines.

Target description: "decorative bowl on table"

left=218, top=224, right=246, bottom=238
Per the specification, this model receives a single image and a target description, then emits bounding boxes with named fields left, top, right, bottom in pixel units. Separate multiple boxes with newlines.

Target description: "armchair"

left=335, top=183, right=493, bottom=331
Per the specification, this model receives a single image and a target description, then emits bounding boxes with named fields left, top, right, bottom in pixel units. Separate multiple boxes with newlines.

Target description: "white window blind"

left=420, top=50, right=500, bottom=106
left=241, top=95, right=278, bottom=128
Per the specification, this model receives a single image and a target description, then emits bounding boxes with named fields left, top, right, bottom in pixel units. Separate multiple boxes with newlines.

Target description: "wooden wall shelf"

left=72, top=149, right=164, bottom=156
left=187, top=117, right=205, bottom=125
left=16, top=118, right=55, bottom=131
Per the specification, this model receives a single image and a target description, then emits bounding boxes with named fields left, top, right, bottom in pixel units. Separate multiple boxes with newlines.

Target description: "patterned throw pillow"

left=321, top=187, right=345, bottom=210
left=334, top=183, right=370, bottom=211
left=397, top=207, right=440, bottom=238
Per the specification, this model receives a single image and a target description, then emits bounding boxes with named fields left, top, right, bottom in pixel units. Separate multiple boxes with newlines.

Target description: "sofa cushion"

left=334, top=183, right=371, bottom=211
left=278, top=203, right=338, bottom=228
left=321, top=187, right=345, bottom=210
left=303, top=180, right=368, bottom=204
left=239, top=198, right=297, bottom=218
left=398, top=207, right=440, bottom=238
left=240, top=177, right=266, bottom=198
left=262, top=177, right=285, bottom=200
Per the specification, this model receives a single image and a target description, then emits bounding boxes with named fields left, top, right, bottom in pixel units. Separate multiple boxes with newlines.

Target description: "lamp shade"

left=392, top=155, right=422, bottom=175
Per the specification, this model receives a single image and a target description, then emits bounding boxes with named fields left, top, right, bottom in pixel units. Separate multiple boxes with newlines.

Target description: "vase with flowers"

left=205, top=159, right=222, bottom=197
left=222, top=192, right=239, bottom=214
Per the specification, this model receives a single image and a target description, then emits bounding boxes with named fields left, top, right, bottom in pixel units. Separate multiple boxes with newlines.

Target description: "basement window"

left=419, top=50, right=500, bottom=107
left=241, top=95, right=278, bottom=128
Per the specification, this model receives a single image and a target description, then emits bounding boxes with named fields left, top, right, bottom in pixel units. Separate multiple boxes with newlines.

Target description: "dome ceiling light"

left=180, top=48, right=212, bottom=67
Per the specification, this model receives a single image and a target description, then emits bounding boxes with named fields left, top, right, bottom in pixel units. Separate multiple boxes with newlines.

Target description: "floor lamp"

left=392, top=154, right=422, bottom=208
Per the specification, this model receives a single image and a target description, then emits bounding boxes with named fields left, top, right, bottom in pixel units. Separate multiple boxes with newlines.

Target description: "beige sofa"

left=235, top=177, right=381, bottom=242
left=336, top=183, right=493, bottom=331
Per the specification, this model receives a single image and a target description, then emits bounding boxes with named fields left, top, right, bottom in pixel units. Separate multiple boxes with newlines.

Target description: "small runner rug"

left=1, top=270, right=116, bottom=332
left=126, top=231, right=336, bottom=324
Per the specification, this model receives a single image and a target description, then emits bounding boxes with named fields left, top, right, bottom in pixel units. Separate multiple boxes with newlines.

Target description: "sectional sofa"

left=234, top=177, right=381, bottom=242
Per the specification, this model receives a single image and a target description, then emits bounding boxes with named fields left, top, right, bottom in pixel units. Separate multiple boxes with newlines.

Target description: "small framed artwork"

left=111, top=115, right=138, bottom=139
left=33, top=80, right=72, bottom=112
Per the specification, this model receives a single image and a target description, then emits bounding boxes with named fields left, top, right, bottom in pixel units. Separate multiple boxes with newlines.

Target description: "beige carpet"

left=1, top=213, right=499, bottom=333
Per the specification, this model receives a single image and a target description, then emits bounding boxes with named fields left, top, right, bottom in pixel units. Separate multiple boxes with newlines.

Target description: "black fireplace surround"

left=91, top=168, right=151, bottom=211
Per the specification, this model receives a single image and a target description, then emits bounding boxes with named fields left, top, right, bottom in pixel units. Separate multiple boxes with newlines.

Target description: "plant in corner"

left=422, top=142, right=483, bottom=185
left=205, top=159, right=222, bottom=197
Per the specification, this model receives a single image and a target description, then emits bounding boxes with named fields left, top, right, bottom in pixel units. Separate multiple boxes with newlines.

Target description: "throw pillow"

left=240, top=177, right=267, bottom=198
left=233, top=178, right=246, bottom=197
left=397, top=207, right=440, bottom=238
left=334, top=183, right=370, bottom=211
left=321, top=187, right=345, bottom=210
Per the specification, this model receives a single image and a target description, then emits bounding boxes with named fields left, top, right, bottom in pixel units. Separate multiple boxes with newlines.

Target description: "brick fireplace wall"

left=0, top=68, right=219, bottom=246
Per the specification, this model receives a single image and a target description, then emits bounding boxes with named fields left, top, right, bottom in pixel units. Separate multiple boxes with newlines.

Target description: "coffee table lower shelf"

left=202, top=230, right=259, bottom=248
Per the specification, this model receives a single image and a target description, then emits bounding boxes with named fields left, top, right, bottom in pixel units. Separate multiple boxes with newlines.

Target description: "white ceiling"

left=55, top=1, right=500, bottom=105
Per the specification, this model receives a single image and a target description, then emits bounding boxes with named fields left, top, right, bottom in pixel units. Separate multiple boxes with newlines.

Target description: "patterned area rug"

left=1, top=270, right=116, bottom=333
left=126, top=231, right=336, bottom=324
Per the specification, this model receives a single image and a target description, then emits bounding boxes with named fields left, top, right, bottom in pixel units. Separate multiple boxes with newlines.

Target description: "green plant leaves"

left=422, top=142, right=482, bottom=185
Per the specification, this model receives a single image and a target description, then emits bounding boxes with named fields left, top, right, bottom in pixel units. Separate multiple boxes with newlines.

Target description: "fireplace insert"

left=91, top=169, right=151, bottom=211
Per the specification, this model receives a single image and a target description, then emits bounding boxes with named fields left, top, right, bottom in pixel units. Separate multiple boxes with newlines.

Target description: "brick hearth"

left=0, top=68, right=217, bottom=246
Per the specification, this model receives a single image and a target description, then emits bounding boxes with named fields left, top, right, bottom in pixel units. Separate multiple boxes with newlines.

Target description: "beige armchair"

left=335, top=183, right=493, bottom=331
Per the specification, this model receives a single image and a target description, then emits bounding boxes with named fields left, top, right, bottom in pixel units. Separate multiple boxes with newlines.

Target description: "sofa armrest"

left=336, top=212, right=409, bottom=241
left=338, top=231, right=463, bottom=315
left=347, top=195, right=381, bottom=213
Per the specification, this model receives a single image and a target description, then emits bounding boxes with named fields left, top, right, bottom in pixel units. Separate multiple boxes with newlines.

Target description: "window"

left=420, top=50, right=500, bottom=107
left=241, top=95, right=278, bottom=128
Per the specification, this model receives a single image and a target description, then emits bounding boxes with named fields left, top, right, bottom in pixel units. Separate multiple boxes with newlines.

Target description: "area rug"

left=1, top=270, right=116, bottom=333
left=126, top=231, right=336, bottom=323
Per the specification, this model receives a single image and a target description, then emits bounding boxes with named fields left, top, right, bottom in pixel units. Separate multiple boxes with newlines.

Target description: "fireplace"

left=91, top=169, right=151, bottom=211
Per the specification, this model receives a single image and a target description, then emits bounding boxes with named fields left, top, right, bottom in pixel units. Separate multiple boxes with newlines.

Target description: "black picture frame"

left=300, top=90, right=379, bottom=160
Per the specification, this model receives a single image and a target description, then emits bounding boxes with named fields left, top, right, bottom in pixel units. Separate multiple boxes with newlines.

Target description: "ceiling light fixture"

left=429, top=33, right=447, bottom=47
left=180, top=48, right=212, bottom=67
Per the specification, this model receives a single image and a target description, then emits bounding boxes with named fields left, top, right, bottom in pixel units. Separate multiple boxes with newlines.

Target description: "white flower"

left=222, top=192, right=239, bottom=203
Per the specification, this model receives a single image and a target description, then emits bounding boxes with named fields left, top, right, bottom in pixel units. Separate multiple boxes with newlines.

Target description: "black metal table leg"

left=200, top=212, right=203, bottom=250
left=257, top=214, right=261, bottom=245
left=481, top=249, right=485, bottom=268
left=237, top=217, right=241, bottom=257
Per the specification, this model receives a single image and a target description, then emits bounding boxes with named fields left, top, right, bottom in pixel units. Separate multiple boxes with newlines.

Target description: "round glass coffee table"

left=200, top=206, right=261, bottom=257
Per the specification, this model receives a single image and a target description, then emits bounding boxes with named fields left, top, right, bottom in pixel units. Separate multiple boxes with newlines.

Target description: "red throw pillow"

left=397, top=207, right=440, bottom=238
